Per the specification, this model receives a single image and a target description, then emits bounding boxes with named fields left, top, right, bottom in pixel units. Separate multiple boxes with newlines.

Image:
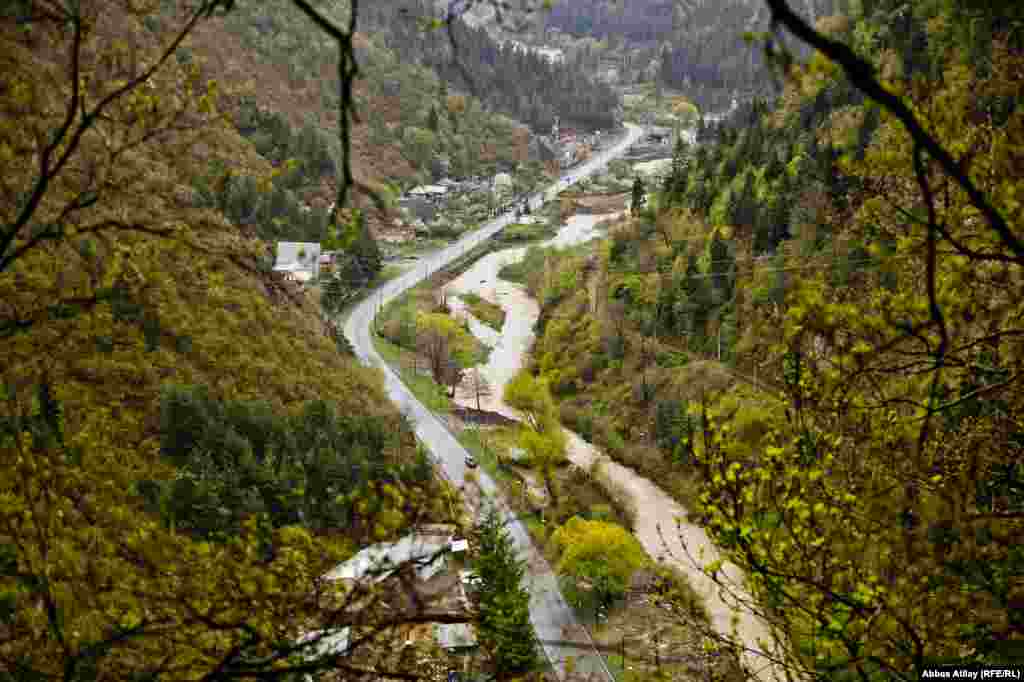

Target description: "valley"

left=3, top=1, right=1022, bottom=681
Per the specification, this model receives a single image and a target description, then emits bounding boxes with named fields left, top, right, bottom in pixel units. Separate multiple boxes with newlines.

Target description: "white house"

left=408, top=184, right=448, bottom=199
left=273, top=241, right=321, bottom=281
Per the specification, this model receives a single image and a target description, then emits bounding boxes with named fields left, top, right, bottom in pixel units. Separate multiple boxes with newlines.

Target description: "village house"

left=314, top=531, right=477, bottom=654
left=273, top=241, right=321, bottom=283
left=318, top=251, right=337, bottom=277
left=408, top=184, right=449, bottom=202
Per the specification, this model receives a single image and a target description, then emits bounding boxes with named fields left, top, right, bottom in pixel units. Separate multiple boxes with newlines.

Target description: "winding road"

left=343, top=122, right=644, bottom=680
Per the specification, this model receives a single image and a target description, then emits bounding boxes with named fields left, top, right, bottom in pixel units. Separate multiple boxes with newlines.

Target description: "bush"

left=560, top=403, right=595, bottom=443
left=606, top=429, right=627, bottom=456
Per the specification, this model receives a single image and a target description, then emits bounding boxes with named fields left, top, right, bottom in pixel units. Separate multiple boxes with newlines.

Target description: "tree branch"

left=762, top=0, right=1024, bottom=261
left=1, top=1, right=219, bottom=273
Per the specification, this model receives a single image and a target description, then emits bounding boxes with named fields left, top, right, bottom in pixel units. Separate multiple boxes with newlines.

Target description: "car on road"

left=465, top=454, right=478, bottom=468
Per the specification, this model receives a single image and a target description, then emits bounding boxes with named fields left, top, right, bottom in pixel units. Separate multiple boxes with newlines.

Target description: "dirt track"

left=445, top=211, right=789, bottom=682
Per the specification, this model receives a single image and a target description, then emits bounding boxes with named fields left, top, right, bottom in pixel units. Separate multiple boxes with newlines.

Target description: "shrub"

left=606, top=429, right=626, bottom=456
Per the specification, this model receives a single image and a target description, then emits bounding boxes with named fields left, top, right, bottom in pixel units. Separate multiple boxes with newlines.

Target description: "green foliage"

left=0, top=2, right=454, bottom=675
left=155, top=386, right=430, bottom=542
left=550, top=517, right=647, bottom=610
left=504, top=371, right=559, bottom=434
left=630, top=176, right=647, bottom=216
left=472, top=506, right=538, bottom=674
left=459, top=292, right=506, bottom=331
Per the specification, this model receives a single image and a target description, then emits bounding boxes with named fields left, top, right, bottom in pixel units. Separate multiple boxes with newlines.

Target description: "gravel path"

left=445, top=213, right=789, bottom=682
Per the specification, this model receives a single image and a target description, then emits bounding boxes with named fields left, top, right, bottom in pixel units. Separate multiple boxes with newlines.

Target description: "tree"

left=415, top=311, right=475, bottom=390
left=503, top=370, right=557, bottom=433
left=402, top=126, right=436, bottom=169
left=463, top=367, right=494, bottom=411
left=631, top=175, right=647, bottom=216
left=346, top=208, right=382, bottom=284
left=681, top=4, right=1024, bottom=680
left=472, top=505, right=538, bottom=675
left=550, top=517, right=647, bottom=612
left=427, top=104, right=440, bottom=133
left=518, top=426, right=567, bottom=507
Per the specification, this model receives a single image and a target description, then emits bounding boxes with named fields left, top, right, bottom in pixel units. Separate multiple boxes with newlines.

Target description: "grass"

left=376, top=263, right=407, bottom=282
left=372, top=333, right=452, bottom=412
left=495, top=219, right=557, bottom=244
left=459, top=292, right=506, bottom=331
left=384, top=237, right=447, bottom=259
left=497, top=244, right=549, bottom=284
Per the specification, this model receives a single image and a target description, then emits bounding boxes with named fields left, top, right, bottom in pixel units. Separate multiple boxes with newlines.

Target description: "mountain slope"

left=522, top=2, right=1024, bottom=678
left=1, top=3, right=459, bottom=676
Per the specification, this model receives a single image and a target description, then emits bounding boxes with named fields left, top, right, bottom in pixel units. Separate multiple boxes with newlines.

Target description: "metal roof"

left=323, top=534, right=451, bottom=583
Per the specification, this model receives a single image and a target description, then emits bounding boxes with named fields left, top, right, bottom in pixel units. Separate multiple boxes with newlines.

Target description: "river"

left=445, top=211, right=788, bottom=682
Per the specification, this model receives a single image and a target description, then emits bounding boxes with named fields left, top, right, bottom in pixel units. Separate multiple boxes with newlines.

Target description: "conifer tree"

left=472, top=506, right=537, bottom=674
left=631, top=175, right=647, bottom=216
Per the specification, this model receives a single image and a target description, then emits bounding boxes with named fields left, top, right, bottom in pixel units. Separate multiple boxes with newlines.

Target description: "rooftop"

left=322, top=534, right=452, bottom=583
left=409, top=185, right=448, bottom=196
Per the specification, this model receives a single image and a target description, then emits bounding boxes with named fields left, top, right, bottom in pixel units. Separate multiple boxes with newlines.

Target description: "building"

left=492, top=172, right=513, bottom=196
left=320, top=532, right=475, bottom=656
left=434, top=623, right=478, bottom=652
left=273, top=241, right=321, bottom=281
left=323, top=534, right=452, bottom=584
left=409, top=184, right=449, bottom=201
left=318, top=252, right=337, bottom=276
left=501, top=39, right=564, bottom=64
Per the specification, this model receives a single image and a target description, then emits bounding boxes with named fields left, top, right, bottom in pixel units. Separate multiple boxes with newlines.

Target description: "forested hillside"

left=0, top=2, right=463, bottom=678
left=362, top=0, right=621, bottom=131
left=526, top=1, right=1024, bottom=679
left=545, top=0, right=840, bottom=109
left=178, top=0, right=535, bottom=243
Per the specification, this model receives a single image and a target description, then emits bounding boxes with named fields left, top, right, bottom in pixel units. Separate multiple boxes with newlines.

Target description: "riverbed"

left=445, top=210, right=787, bottom=682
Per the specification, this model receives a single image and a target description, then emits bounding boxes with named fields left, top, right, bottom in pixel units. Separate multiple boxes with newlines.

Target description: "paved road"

left=343, top=122, right=644, bottom=680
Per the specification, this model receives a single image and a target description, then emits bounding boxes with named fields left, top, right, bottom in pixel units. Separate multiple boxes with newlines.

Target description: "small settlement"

left=296, top=525, right=478, bottom=674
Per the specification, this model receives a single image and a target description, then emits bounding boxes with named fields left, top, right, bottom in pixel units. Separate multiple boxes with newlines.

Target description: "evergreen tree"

left=631, top=175, right=647, bottom=216
left=472, top=506, right=537, bottom=673
left=709, top=231, right=734, bottom=300
left=854, top=105, right=881, bottom=161
left=427, top=105, right=440, bottom=133
left=729, top=170, right=757, bottom=229
left=666, top=136, right=690, bottom=205
left=348, top=209, right=382, bottom=284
